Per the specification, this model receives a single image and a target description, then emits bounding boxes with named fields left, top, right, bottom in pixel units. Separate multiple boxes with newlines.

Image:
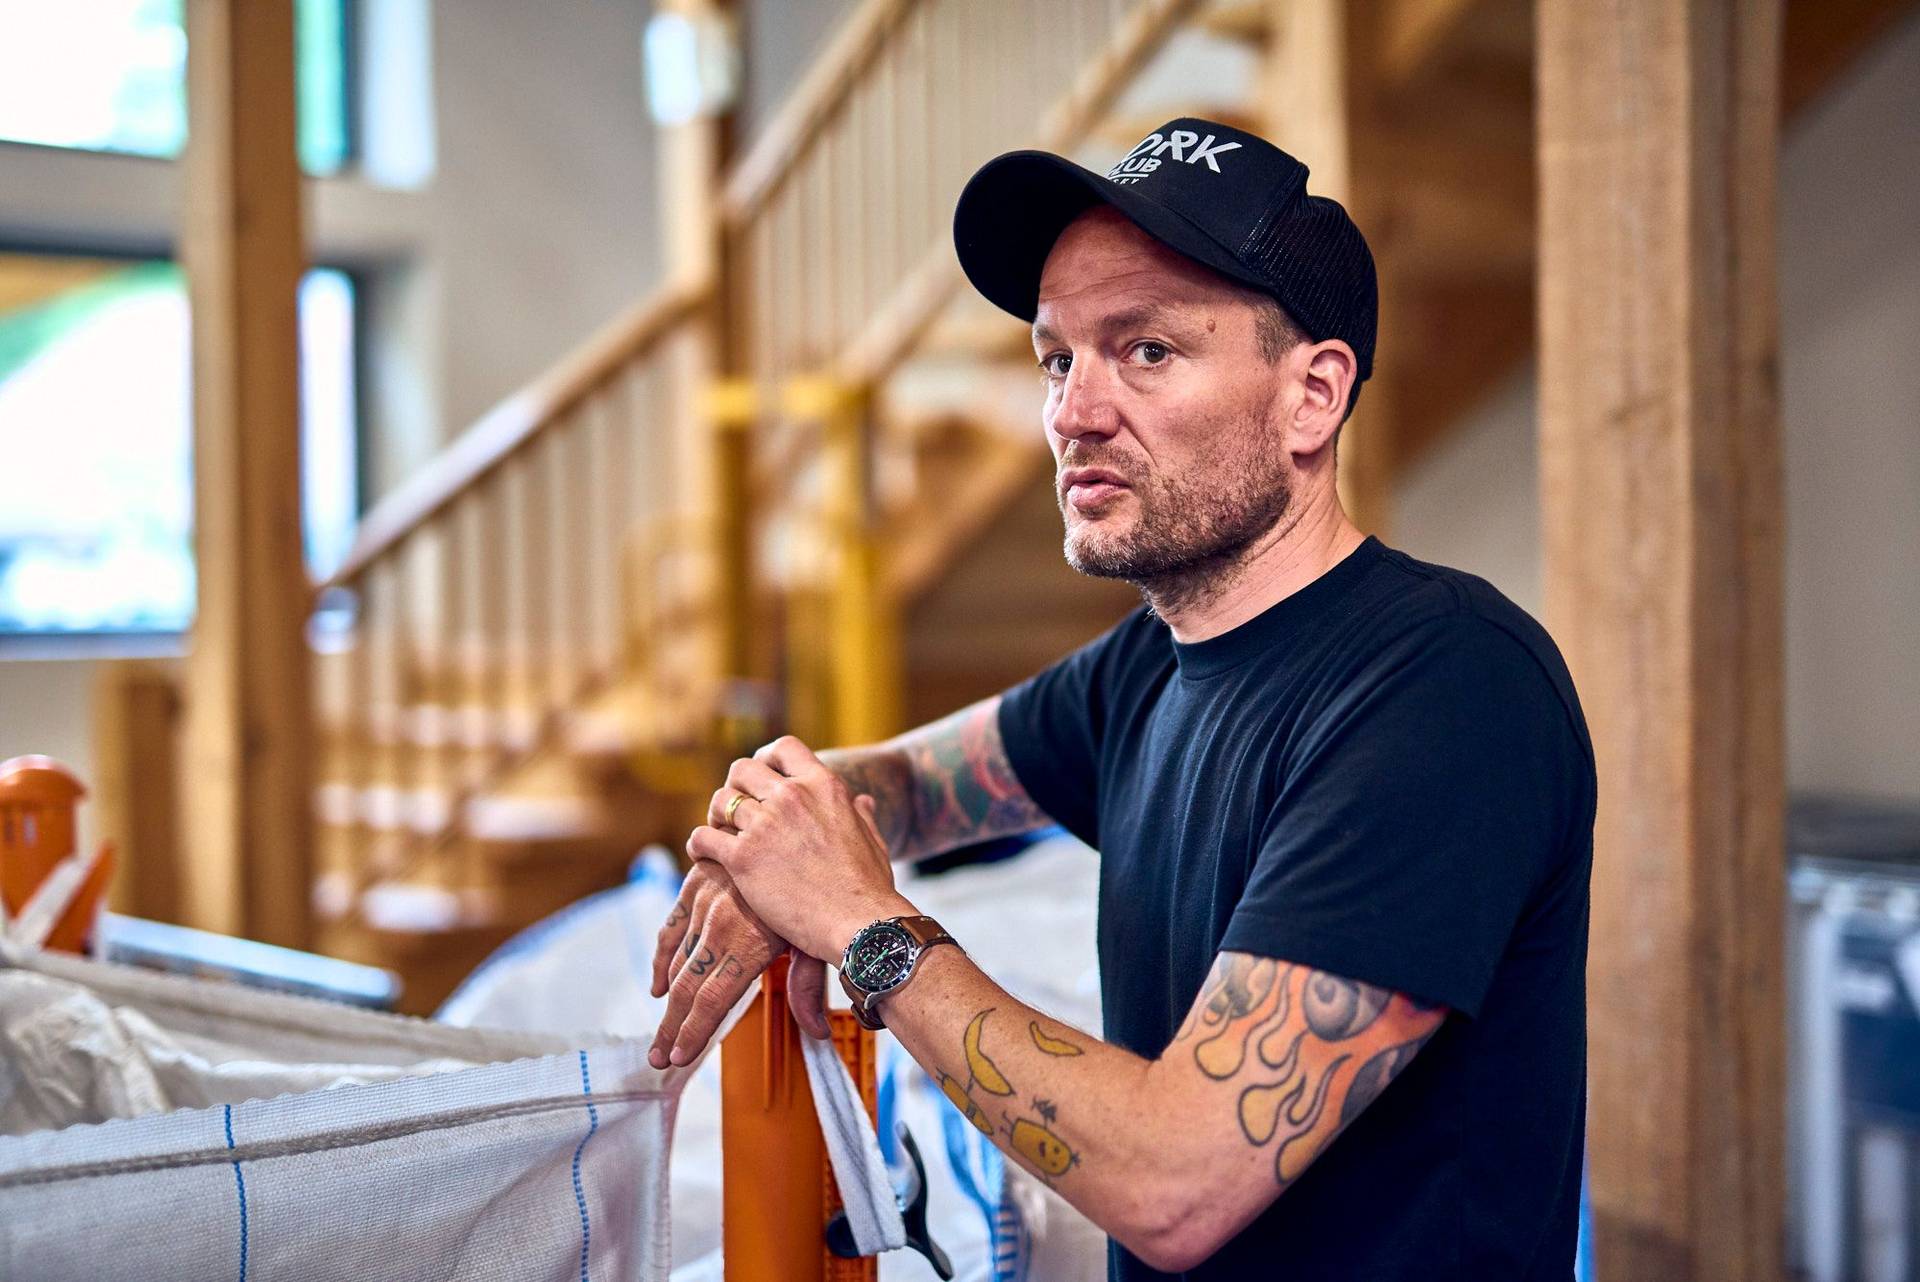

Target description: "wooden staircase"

left=304, top=0, right=1218, bottom=1009
left=296, top=0, right=1913, bottom=1011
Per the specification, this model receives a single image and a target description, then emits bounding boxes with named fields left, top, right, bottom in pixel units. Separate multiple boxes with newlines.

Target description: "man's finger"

left=707, top=785, right=752, bottom=832
left=651, top=929, right=720, bottom=1068
left=670, top=954, right=753, bottom=1065
left=724, top=757, right=787, bottom=807
left=651, top=880, right=700, bottom=998
left=787, top=952, right=831, bottom=1040
left=687, top=824, right=738, bottom=868
left=753, top=734, right=828, bottom=780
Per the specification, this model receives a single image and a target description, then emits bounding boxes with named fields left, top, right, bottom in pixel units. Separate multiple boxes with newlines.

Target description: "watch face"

left=846, top=922, right=916, bottom=993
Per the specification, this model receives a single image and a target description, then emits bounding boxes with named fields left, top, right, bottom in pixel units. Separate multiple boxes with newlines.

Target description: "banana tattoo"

left=937, top=1011, right=1083, bottom=1183
left=963, top=1010, right=1015, bottom=1095
left=1029, top=1021, right=1084, bottom=1057
left=935, top=1011, right=1013, bottom=1137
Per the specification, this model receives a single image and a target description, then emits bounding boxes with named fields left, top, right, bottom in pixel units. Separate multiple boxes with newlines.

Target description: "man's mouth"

left=1060, top=467, right=1131, bottom=511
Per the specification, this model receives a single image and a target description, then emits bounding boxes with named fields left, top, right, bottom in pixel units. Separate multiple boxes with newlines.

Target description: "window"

left=0, top=0, right=352, bottom=175
left=0, top=253, right=359, bottom=634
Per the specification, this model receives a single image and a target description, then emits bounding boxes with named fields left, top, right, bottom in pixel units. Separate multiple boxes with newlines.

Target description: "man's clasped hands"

left=646, top=735, right=913, bottom=1070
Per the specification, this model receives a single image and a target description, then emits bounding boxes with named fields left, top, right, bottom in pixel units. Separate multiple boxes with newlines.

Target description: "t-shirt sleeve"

left=1222, top=614, right=1591, bottom=1018
left=995, top=607, right=1150, bottom=848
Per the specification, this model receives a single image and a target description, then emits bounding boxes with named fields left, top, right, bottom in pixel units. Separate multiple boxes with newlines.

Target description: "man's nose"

left=1050, top=357, right=1122, bottom=443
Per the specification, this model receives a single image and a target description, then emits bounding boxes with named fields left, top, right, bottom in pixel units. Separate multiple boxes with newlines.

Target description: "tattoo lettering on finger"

left=664, top=903, right=689, bottom=928
left=683, top=931, right=701, bottom=959
left=687, top=946, right=717, bottom=976
left=719, top=956, right=745, bottom=980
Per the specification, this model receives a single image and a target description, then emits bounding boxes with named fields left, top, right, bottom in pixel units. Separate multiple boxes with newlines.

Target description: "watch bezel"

left=842, top=919, right=919, bottom=996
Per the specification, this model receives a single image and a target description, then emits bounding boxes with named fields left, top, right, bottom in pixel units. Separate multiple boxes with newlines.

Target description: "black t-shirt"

left=997, top=536, right=1595, bottom=1281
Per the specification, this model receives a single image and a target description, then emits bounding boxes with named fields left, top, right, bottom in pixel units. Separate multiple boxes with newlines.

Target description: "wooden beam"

left=1260, top=0, right=1391, bottom=533
left=93, top=662, right=184, bottom=924
left=1376, top=0, right=1481, bottom=88
left=1538, top=1, right=1785, bottom=1279
left=181, top=0, right=313, bottom=947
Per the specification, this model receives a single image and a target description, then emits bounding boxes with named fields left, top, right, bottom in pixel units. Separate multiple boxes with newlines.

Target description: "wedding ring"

left=724, top=791, right=750, bottom=826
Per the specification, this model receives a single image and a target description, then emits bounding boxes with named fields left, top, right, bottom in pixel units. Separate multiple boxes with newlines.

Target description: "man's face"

left=1032, top=207, right=1296, bottom=590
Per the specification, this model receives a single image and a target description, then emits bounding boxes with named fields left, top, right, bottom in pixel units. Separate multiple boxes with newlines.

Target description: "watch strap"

left=839, top=915, right=958, bottom=1029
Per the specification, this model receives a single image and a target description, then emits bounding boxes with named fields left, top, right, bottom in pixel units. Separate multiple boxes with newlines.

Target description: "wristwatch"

left=838, top=914, right=959, bottom=1030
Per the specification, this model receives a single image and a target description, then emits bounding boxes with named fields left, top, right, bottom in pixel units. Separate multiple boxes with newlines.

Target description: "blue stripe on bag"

left=933, top=1077, right=1022, bottom=1281
left=572, top=1050, right=600, bottom=1282
left=224, top=1104, right=250, bottom=1282
left=876, top=1044, right=901, bottom=1166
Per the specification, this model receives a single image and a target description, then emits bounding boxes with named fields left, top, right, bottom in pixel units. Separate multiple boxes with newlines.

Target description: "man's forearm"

left=818, top=743, right=919, bottom=858
left=820, top=697, right=1049, bottom=863
left=870, top=932, right=1202, bottom=1269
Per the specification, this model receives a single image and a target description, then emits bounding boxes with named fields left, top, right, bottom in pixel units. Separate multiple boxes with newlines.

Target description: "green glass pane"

left=297, top=0, right=350, bottom=175
left=0, top=254, right=358, bottom=633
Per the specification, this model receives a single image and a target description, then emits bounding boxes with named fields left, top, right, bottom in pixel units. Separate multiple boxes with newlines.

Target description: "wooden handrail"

left=719, top=0, right=916, bottom=224
left=323, top=282, right=707, bottom=588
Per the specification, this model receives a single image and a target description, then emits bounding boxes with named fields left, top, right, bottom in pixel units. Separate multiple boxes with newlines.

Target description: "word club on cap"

left=1106, top=129, right=1243, bottom=184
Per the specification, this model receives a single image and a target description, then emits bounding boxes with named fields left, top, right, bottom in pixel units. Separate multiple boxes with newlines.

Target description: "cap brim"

left=952, top=150, right=1275, bottom=322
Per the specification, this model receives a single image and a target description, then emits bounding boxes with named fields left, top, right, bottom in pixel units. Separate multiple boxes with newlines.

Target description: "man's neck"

left=1145, top=494, right=1368, bottom=645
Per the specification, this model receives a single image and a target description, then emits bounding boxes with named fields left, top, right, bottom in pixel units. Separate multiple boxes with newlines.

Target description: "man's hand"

left=648, top=857, right=832, bottom=1067
left=648, top=738, right=893, bottom=1068
left=687, top=735, right=910, bottom=964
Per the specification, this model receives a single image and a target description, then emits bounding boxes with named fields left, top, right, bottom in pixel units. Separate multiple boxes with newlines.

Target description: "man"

left=649, top=118, right=1595, bottom=1279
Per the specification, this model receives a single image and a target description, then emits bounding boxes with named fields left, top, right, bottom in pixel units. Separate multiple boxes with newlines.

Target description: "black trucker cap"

left=952, top=117, right=1377, bottom=384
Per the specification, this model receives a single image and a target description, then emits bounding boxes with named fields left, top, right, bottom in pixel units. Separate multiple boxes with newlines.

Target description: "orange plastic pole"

left=721, top=954, right=879, bottom=1281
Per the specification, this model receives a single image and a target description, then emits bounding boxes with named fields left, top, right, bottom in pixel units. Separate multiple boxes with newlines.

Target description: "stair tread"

left=314, top=783, right=610, bottom=841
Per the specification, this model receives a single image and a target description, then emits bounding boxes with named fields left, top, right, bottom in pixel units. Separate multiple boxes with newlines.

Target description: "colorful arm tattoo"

left=1170, top=954, right=1444, bottom=1192
left=821, top=696, right=1051, bottom=862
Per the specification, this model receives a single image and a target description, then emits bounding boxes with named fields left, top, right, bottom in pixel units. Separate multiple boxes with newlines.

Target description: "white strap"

left=5, top=846, right=102, bottom=950
left=800, top=1029, right=907, bottom=1256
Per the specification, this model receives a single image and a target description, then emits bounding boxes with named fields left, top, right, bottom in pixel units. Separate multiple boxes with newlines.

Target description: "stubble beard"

left=1060, top=415, right=1294, bottom=619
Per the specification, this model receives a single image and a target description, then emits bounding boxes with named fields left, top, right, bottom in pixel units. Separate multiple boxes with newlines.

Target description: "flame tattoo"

left=1174, top=955, right=1442, bottom=1191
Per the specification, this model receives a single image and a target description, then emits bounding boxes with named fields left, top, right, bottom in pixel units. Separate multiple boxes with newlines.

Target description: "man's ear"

left=1293, top=340, right=1358, bottom=453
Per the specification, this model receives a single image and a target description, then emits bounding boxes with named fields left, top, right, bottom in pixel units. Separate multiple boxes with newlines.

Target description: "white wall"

left=1393, top=7, right=1920, bottom=802
left=427, top=0, right=660, bottom=434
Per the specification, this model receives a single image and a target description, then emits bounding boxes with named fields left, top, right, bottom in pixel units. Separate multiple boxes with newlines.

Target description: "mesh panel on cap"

left=1238, top=194, right=1378, bottom=381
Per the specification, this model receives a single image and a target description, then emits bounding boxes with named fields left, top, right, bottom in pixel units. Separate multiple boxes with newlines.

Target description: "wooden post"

left=181, top=0, right=314, bottom=947
left=92, top=662, right=184, bottom=923
left=650, top=0, right=751, bottom=699
left=821, top=384, right=900, bottom=747
left=1262, top=0, right=1391, bottom=536
left=1538, top=2, right=1785, bottom=1279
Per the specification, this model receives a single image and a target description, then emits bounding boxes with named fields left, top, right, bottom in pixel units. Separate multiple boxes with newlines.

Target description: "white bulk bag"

left=0, top=945, right=680, bottom=1282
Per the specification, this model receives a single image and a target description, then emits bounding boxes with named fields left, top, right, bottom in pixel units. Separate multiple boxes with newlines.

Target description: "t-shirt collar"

left=1168, top=535, right=1383, bottom=679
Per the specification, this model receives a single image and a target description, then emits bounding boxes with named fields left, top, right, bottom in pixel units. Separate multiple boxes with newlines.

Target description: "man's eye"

left=1134, top=341, right=1170, bottom=365
left=1039, top=353, right=1071, bottom=378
